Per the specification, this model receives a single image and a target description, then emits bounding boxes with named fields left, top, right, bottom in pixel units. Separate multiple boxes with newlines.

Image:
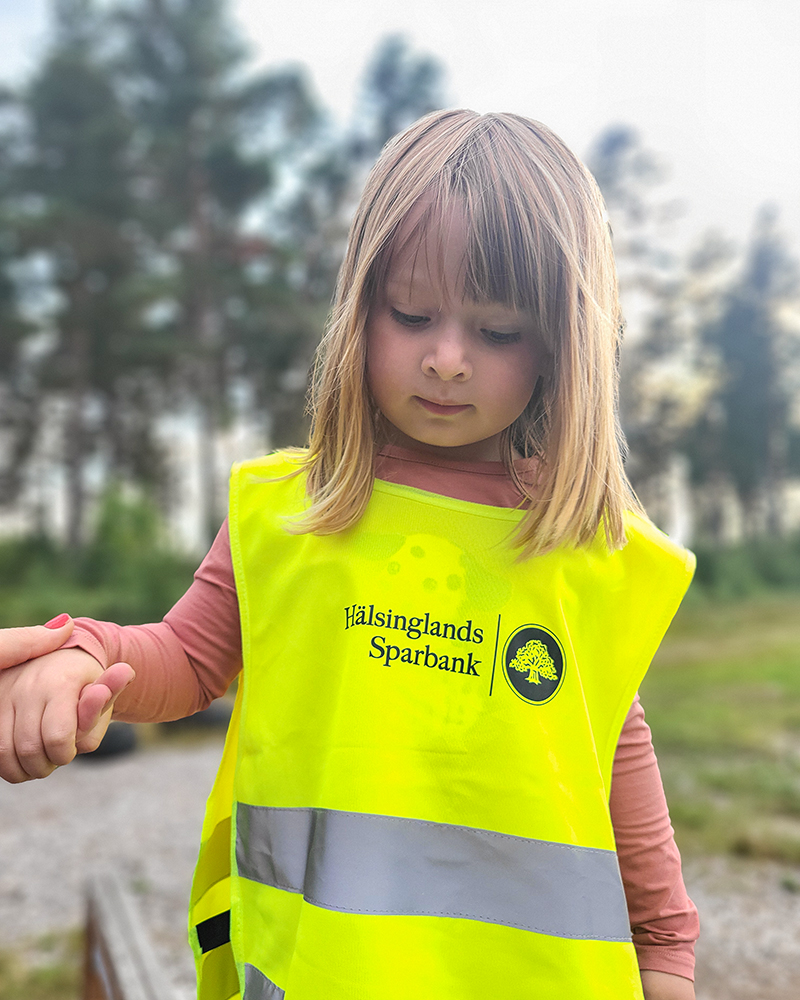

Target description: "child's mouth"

left=415, top=397, right=472, bottom=416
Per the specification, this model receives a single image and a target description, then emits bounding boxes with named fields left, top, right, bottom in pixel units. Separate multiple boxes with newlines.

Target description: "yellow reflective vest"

left=190, top=453, right=695, bottom=1000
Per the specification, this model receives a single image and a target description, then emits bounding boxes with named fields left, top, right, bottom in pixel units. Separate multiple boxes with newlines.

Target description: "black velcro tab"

left=196, top=910, right=231, bottom=953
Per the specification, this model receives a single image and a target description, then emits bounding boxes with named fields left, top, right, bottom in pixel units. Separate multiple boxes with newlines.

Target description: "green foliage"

left=26, top=52, right=131, bottom=215
left=0, top=488, right=196, bottom=626
left=0, top=929, right=81, bottom=1000
left=643, top=592, right=800, bottom=862
left=692, top=533, right=800, bottom=598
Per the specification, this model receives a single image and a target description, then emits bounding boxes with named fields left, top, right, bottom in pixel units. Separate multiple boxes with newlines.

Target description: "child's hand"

left=0, top=645, right=135, bottom=784
left=640, top=970, right=696, bottom=1000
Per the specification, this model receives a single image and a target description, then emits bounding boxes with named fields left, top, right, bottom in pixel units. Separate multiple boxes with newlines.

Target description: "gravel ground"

left=0, top=735, right=222, bottom=999
left=2, top=737, right=800, bottom=1000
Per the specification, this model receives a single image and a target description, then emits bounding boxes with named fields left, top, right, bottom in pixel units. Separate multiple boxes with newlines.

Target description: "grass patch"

left=643, top=590, right=800, bottom=861
left=0, top=930, right=81, bottom=1000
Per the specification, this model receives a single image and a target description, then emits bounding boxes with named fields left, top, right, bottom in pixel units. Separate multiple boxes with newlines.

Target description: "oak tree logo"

left=503, top=625, right=565, bottom=705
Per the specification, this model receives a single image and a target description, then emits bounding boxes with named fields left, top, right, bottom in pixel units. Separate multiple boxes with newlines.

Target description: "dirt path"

left=2, top=739, right=799, bottom=998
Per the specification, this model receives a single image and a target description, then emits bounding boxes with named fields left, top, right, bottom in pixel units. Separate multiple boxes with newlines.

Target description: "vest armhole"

left=600, top=541, right=696, bottom=785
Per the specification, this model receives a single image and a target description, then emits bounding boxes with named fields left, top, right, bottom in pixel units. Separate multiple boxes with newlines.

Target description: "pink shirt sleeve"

left=612, top=696, right=699, bottom=979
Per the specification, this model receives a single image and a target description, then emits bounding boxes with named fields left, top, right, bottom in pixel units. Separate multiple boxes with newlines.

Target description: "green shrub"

left=692, top=533, right=800, bottom=597
left=0, top=488, right=198, bottom=627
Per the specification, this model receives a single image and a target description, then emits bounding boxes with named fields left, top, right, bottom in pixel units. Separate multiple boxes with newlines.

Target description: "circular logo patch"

left=502, top=625, right=566, bottom=705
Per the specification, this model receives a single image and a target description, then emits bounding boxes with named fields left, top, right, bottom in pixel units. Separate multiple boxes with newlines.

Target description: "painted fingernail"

left=44, top=614, right=70, bottom=629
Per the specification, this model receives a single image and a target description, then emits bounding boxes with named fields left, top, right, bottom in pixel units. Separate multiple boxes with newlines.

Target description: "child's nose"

left=422, top=326, right=472, bottom=381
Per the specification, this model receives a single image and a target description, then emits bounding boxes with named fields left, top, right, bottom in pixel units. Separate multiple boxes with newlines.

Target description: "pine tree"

left=0, top=100, right=38, bottom=508
left=349, top=35, right=445, bottom=162
left=14, top=0, right=145, bottom=548
left=687, top=207, right=800, bottom=538
left=115, top=0, right=320, bottom=544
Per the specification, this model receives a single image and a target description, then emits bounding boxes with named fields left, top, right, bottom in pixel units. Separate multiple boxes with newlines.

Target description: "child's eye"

left=390, top=307, right=429, bottom=328
left=482, top=328, right=522, bottom=345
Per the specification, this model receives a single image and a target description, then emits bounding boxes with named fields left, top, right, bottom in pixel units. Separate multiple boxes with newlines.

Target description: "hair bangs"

left=366, top=194, right=556, bottom=368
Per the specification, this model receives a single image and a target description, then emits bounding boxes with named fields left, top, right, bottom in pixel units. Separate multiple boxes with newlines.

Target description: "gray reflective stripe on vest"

left=236, top=803, right=631, bottom=942
left=244, top=963, right=285, bottom=1000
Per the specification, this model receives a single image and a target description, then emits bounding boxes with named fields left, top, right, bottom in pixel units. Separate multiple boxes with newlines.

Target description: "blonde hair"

left=291, top=109, right=642, bottom=556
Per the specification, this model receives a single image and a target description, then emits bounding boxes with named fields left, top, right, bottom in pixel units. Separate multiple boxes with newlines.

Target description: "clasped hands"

left=0, top=618, right=134, bottom=783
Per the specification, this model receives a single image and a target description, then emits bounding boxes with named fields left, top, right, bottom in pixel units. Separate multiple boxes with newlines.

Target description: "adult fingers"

left=12, top=697, right=62, bottom=780
left=40, top=684, right=102, bottom=768
left=0, top=618, right=74, bottom=671
left=0, top=703, right=36, bottom=783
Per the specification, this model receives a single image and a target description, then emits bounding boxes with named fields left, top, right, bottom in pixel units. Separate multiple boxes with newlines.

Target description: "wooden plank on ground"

left=83, top=871, right=180, bottom=1000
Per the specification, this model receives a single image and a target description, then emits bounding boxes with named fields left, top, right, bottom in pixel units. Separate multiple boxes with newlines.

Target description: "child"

left=0, top=110, right=698, bottom=1000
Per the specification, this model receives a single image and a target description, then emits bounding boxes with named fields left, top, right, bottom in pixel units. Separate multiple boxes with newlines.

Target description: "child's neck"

left=378, top=441, right=506, bottom=468
left=377, top=423, right=509, bottom=464
left=374, top=443, right=538, bottom=510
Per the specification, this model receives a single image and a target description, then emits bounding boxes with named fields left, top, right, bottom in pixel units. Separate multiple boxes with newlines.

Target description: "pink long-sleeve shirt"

left=65, top=444, right=698, bottom=979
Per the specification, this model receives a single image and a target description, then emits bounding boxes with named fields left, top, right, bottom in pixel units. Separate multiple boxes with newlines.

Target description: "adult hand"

left=0, top=615, right=75, bottom=671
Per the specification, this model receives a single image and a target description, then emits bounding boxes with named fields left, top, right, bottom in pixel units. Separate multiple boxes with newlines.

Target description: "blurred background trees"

left=588, top=124, right=800, bottom=554
left=0, top=0, right=799, bottom=598
left=0, top=0, right=447, bottom=553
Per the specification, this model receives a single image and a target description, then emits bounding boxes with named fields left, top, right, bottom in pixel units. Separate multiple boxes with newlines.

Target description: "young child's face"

left=367, top=210, right=548, bottom=462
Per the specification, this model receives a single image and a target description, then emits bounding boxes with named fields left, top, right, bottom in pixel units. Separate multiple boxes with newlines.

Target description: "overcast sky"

left=2, top=0, right=798, bottom=259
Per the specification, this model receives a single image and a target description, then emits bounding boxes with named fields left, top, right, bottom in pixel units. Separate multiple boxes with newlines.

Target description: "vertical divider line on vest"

left=489, top=614, right=502, bottom=696
left=82, top=871, right=180, bottom=1000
